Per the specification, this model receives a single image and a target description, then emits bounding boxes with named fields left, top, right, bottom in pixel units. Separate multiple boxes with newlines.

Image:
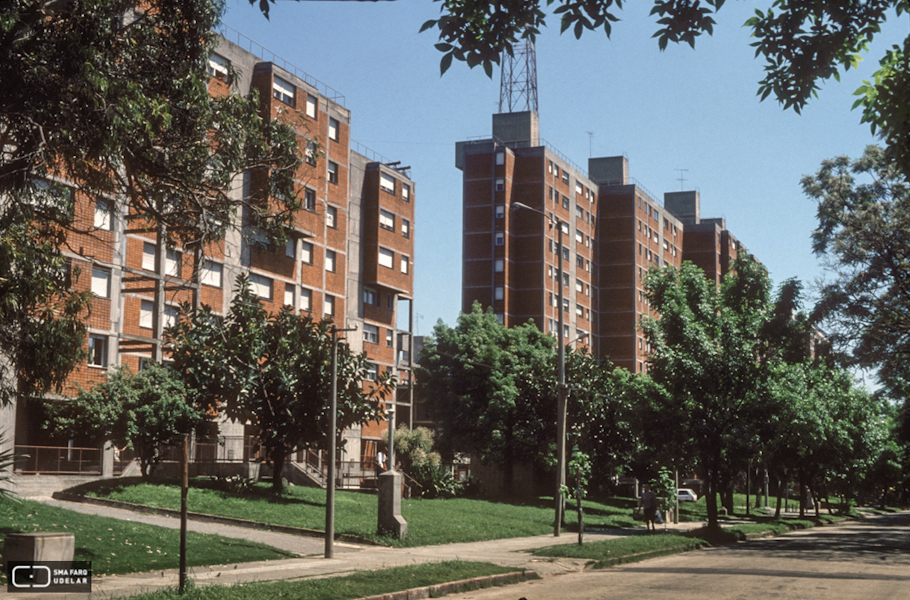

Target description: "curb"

left=358, top=571, right=538, bottom=600
left=51, top=491, right=381, bottom=546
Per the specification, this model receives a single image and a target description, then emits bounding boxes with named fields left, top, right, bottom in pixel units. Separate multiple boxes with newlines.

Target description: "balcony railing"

left=13, top=445, right=101, bottom=475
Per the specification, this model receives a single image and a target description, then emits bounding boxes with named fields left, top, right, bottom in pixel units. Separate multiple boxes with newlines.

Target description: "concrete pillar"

left=101, top=441, right=114, bottom=478
left=377, top=470, right=407, bottom=539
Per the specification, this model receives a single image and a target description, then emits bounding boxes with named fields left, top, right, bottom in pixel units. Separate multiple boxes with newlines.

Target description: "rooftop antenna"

left=499, top=35, right=538, bottom=114
left=586, top=131, right=594, bottom=157
left=675, top=168, right=689, bottom=191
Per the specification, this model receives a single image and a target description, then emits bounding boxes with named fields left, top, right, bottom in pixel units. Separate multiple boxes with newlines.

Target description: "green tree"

left=641, top=254, right=778, bottom=528
left=167, top=277, right=391, bottom=493
left=1, top=0, right=302, bottom=253
left=383, top=425, right=461, bottom=498
left=0, top=195, right=91, bottom=407
left=46, top=363, right=202, bottom=479
left=807, top=145, right=910, bottom=399
left=418, top=303, right=557, bottom=491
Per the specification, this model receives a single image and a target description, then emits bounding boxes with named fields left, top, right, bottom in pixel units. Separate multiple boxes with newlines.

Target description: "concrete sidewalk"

left=13, top=497, right=707, bottom=600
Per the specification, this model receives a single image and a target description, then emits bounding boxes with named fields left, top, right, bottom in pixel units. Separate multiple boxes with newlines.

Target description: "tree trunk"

left=774, top=476, right=783, bottom=519
left=705, top=467, right=719, bottom=528
left=270, top=445, right=285, bottom=494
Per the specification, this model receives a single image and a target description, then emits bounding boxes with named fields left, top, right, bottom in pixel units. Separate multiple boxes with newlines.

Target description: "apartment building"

left=2, top=31, right=415, bottom=487
left=457, top=111, right=744, bottom=372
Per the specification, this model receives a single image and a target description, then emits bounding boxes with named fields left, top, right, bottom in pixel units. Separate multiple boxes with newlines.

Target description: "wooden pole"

left=179, top=433, right=188, bottom=593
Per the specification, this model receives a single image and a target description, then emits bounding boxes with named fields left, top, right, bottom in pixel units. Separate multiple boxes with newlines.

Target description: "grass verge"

left=0, top=498, right=295, bottom=576
left=532, top=533, right=708, bottom=568
left=78, top=478, right=559, bottom=547
left=116, top=561, right=531, bottom=600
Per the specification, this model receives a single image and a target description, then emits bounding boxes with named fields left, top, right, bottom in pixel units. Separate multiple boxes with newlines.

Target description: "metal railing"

left=216, top=24, right=346, bottom=107
left=13, top=445, right=101, bottom=475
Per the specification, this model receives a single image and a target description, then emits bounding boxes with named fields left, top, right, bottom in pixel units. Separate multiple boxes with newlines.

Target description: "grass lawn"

left=0, top=498, right=295, bottom=576
left=81, top=478, right=560, bottom=547
left=117, top=561, right=530, bottom=600
left=532, top=533, right=708, bottom=568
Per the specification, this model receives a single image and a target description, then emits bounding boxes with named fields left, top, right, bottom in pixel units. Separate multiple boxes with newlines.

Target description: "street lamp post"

left=326, top=325, right=356, bottom=559
left=512, top=201, right=566, bottom=537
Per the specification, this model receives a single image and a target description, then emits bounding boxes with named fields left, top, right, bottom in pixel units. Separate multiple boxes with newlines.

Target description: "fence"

left=13, top=445, right=102, bottom=475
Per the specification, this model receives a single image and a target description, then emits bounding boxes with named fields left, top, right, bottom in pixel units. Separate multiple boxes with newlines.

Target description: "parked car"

left=678, top=488, right=698, bottom=502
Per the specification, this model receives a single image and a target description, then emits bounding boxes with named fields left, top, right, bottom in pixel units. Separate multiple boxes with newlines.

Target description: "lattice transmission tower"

left=499, top=37, right=538, bottom=114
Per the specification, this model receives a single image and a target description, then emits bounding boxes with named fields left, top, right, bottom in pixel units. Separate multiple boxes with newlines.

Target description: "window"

left=388, top=294, right=395, bottom=310
left=328, top=117, right=339, bottom=141
left=324, top=295, right=335, bottom=318
left=494, top=258, right=504, bottom=273
left=91, top=266, right=111, bottom=298
left=495, top=178, right=504, bottom=192
left=400, top=255, right=409, bottom=274
left=576, top=182, right=583, bottom=195
left=326, top=206, right=337, bottom=228
left=562, top=298, right=569, bottom=312
left=562, top=195, right=569, bottom=209
left=576, top=255, right=584, bottom=268
left=576, top=229, right=583, bottom=244
left=494, top=286, right=504, bottom=300
left=576, top=304, right=584, bottom=317
left=495, top=205, right=504, bottom=219
left=166, top=248, right=181, bottom=277
left=284, top=284, right=295, bottom=307
left=304, top=188, right=316, bottom=211
left=364, top=288, right=378, bottom=305
left=654, top=209, right=659, bottom=221
left=402, top=219, right=410, bottom=238
left=365, top=363, right=378, bottom=382
left=94, top=199, right=113, bottom=231
left=494, top=232, right=504, bottom=246
left=164, top=305, right=178, bottom=330
left=300, top=288, right=312, bottom=311
left=380, top=172, right=395, bottom=194
left=200, top=260, right=223, bottom=287
left=379, top=247, right=394, bottom=268
left=549, top=186, right=554, bottom=200
left=273, top=75, right=294, bottom=105
left=386, top=329, right=393, bottom=347
left=328, top=161, right=338, bottom=184
left=140, top=300, right=153, bottom=329
left=576, top=279, right=583, bottom=293
left=495, top=151, right=505, bottom=166
left=207, top=53, right=229, bottom=80
left=306, top=94, right=317, bottom=118
left=562, top=272, right=569, bottom=287
left=379, top=209, right=395, bottom=230
left=363, top=323, right=379, bottom=344
left=562, top=247, right=569, bottom=261
left=249, top=273, right=273, bottom=300
left=305, top=141, right=317, bottom=166
left=142, top=242, right=155, bottom=271
left=301, top=241, right=313, bottom=265
left=326, top=250, right=336, bottom=272
left=576, top=206, right=583, bottom=219
left=553, top=164, right=559, bottom=178
left=562, top=170, right=569, bottom=184
left=283, top=239, right=295, bottom=259
left=495, top=313, right=504, bottom=324
left=402, top=183, right=410, bottom=201
left=548, top=161, right=554, bottom=174
left=561, top=221, right=569, bottom=235
left=88, top=334, right=107, bottom=367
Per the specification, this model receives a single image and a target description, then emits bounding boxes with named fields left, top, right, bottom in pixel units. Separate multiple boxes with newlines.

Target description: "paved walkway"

left=14, top=498, right=708, bottom=600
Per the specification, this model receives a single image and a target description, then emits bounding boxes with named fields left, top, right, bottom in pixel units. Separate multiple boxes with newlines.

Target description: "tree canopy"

left=1, top=0, right=302, bottom=253
left=167, top=277, right=392, bottom=492
left=46, top=362, right=202, bottom=478
left=807, top=145, right=910, bottom=396
left=0, top=0, right=303, bottom=405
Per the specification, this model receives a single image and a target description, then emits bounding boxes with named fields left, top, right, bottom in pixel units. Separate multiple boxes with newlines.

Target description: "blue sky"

left=220, top=0, right=900, bottom=335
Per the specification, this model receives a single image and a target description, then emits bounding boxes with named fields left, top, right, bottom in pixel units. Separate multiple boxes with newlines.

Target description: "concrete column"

left=377, top=470, right=407, bottom=539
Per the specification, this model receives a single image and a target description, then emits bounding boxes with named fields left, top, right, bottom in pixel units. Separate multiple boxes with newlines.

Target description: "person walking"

left=639, top=484, right=658, bottom=532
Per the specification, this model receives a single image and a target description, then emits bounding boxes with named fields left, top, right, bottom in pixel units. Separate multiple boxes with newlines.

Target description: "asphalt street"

left=441, top=512, right=910, bottom=600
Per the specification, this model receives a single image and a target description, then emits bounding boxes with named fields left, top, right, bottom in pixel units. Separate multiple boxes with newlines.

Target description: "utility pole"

left=326, top=325, right=356, bottom=558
